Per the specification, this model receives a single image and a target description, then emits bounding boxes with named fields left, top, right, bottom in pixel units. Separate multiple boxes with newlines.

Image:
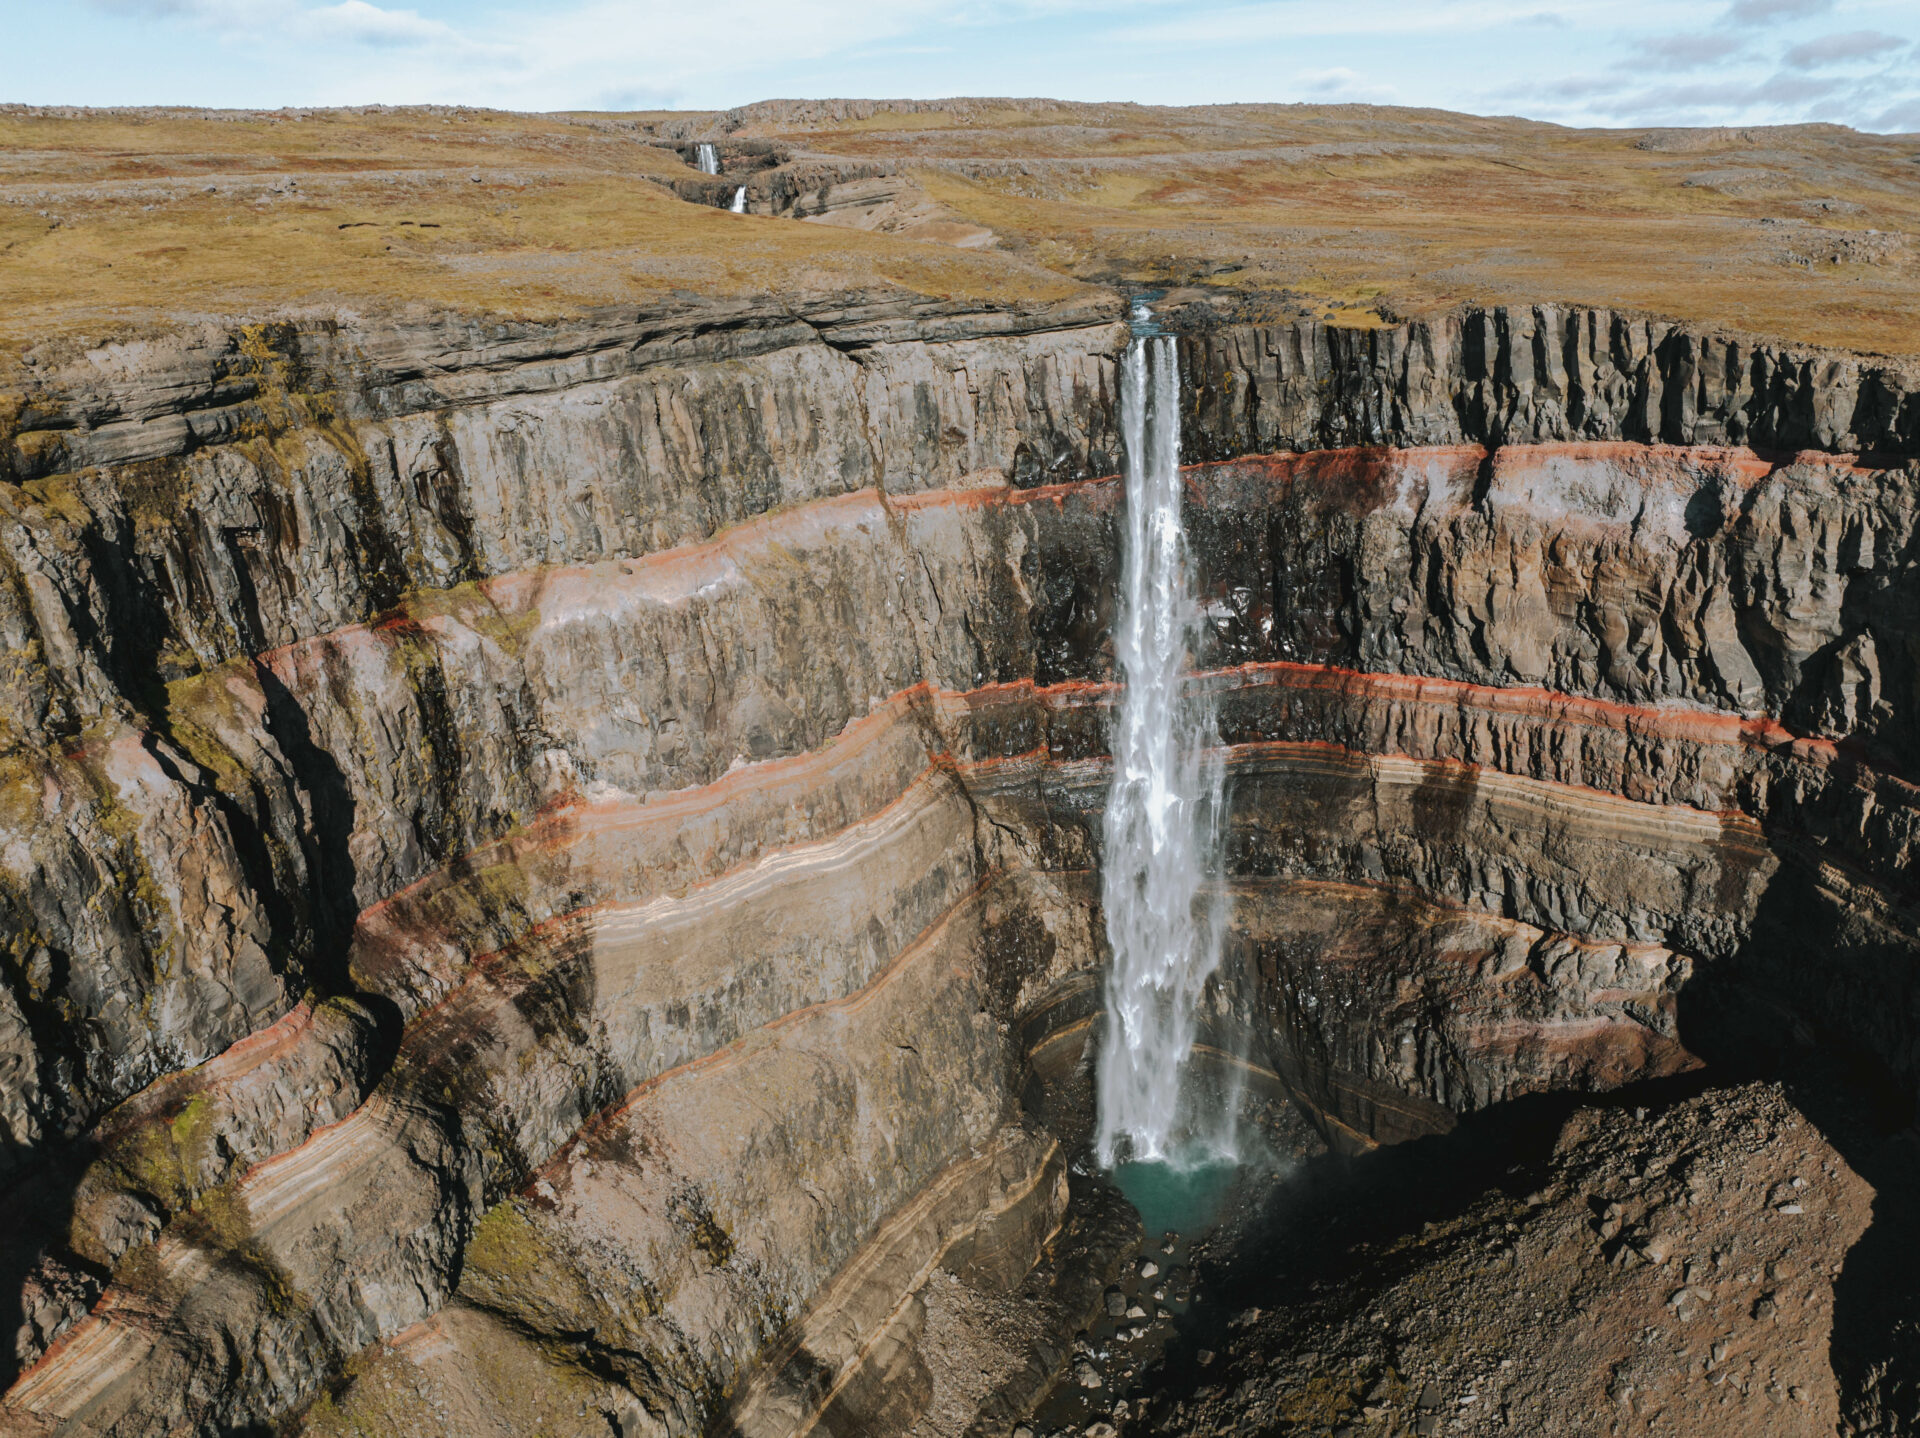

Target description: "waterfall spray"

left=696, top=142, right=719, bottom=175
left=1094, top=307, right=1232, bottom=1171
left=730, top=186, right=747, bottom=214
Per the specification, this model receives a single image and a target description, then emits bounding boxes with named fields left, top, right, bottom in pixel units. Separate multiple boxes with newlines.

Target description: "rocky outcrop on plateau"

left=0, top=290, right=1915, bottom=1438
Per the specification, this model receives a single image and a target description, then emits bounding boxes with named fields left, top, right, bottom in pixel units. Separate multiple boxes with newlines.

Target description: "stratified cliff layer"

left=1, top=292, right=1915, bottom=1438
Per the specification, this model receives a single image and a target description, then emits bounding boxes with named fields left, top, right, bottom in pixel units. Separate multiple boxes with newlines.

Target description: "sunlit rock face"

left=0, top=292, right=1915, bottom=1438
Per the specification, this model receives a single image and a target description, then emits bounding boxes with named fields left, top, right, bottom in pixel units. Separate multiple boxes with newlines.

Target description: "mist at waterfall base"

left=1094, top=308, right=1241, bottom=1199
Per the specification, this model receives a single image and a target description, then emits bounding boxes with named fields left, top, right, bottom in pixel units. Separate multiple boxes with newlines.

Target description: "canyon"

left=0, top=99, right=1917, bottom=1438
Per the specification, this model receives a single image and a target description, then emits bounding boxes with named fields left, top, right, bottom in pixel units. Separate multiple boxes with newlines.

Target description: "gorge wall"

left=1, top=292, right=1916, bottom=1437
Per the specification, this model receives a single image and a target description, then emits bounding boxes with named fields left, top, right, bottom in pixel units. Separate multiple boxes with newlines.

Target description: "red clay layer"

left=239, top=439, right=1878, bottom=688
left=188, top=656, right=1864, bottom=1092
left=72, top=432, right=1901, bottom=1250
left=958, top=661, right=1802, bottom=751
left=544, top=866, right=1004, bottom=1180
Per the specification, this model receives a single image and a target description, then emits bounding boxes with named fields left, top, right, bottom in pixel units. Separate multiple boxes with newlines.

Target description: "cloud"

left=1620, top=79, right=1763, bottom=109
left=84, top=0, right=437, bottom=41
left=299, top=0, right=1008, bottom=113
left=1783, top=30, right=1908, bottom=68
left=33, top=0, right=1920, bottom=135
left=1294, top=66, right=1400, bottom=102
left=1109, top=1, right=1612, bottom=47
left=1872, top=97, right=1920, bottom=131
left=1725, top=0, right=1832, bottom=25
left=1750, top=71, right=1851, bottom=103
left=1497, top=60, right=1884, bottom=126
left=1631, top=31, right=1748, bottom=70
left=1534, top=74, right=1629, bottom=100
left=304, top=1, right=450, bottom=46
left=1606, top=71, right=1845, bottom=114
left=84, top=0, right=271, bottom=14
left=85, top=0, right=198, bottom=11
left=594, top=82, right=689, bottom=111
left=296, top=1, right=448, bottom=46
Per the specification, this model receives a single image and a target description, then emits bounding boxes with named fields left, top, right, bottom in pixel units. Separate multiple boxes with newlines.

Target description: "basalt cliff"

left=2, top=99, right=1919, bottom=1438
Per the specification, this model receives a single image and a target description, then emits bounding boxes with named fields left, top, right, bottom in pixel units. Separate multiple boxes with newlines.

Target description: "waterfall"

left=730, top=186, right=747, bottom=214
left=696, top=142, right=719, bottom=175
left=1094, top=307, right=1231, bottom=1171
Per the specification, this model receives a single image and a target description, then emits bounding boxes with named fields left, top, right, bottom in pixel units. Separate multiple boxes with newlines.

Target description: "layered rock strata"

left=1, top=296, right=1915, bottom=1436
left=0, top=297, right=1128, bottom=1172
left=1175, top=303, right=1920, bottom=460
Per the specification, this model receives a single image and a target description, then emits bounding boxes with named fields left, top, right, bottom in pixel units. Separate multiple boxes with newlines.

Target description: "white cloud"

left=1625, top=74, right=1832, bottom=110
left=1108, top=0, right=1666, bottom=47
left=1782, top=29, right=1908, bottom=68
left=415, top=0, right=951, bottom=111
left=305, top=0, right=450, bottom=47
left=1528, top=75, right=1628, bottom=100
left=31, top=0, right=1920, bottom=133
left=1873, top=96, right=1920, bottom=131
left=1725, top=0, right=1832, bottom=24
left=1631, top=31, right=1748, bottom=70
left=1294, top=66, right=1400, bottom=102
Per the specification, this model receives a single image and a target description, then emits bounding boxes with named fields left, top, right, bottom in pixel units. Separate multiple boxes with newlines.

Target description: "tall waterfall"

left=730, top=186, right=747, bottom=213
left=1094, top=309, right=1231, bottom=1170
left=696, top=142, right=719, bottom=175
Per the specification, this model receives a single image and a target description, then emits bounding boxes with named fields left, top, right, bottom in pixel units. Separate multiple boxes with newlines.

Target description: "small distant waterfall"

left=1094, top=307, right=1232, bottom=1170
left=696, top=142, right=719, bottom=175
left=730, top=186, right=747, bottom=213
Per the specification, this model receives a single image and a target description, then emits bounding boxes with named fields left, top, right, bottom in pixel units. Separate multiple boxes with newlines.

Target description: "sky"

left=3, top=0, right=1918, bottom=132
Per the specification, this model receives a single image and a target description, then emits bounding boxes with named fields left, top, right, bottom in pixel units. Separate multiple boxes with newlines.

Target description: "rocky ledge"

left=0, top=292, right=1915, bottom=1438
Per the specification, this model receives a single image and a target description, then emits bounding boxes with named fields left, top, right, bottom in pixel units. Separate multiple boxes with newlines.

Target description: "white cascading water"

left=730, top=186, right=747, bottom=213
left=1094, top=306, right=1232, bottom=1170
left=696, top=142, right=719, bottom=175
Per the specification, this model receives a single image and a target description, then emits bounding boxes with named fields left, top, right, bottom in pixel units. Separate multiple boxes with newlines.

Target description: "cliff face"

left=1177, top=304, right=1920, bottom=459
left=0, top=294, right=1125, bottom=1168
left=1, top=295, right=1915, bottom=1438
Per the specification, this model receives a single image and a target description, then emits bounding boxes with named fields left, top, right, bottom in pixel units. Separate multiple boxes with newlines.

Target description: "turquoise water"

left=1111, top=1157, right=1240, bottom=1240
left=1029, top=1156, right=1246, bottom=1433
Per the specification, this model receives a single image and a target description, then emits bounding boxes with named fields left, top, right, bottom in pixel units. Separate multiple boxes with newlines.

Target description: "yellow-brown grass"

left=749, top=101, right=1920, bottom=353
left=0, top=105, right=1084, bottom=356
left=4, top=100, right=1918, bottom=354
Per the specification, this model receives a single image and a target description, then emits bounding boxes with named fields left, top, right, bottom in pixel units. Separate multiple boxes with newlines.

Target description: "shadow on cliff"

left=1134, top=853, right=1920, bottom=1430
left=1145, top=1068, right=1720, bottom=1411
left=1, top=664, right=386, bottom=1394
left=0, top=1138, right=106, bottom=1392
left=253, top=659, right=365, bottom=993
left=1674, top=858, right=1920, bottom=1435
